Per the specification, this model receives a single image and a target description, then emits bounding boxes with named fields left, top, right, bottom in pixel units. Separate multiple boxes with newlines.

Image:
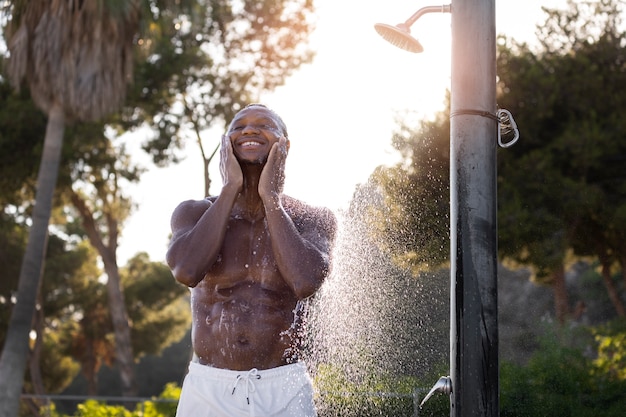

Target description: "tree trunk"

left=27, top=306, right=49, bottom=413
left=619, top=253, right=626, bottom=291
left=552, top=264, right=571, bottom=324
left=103, top=258, right=138, bottom=397
left=83, top=342, right=99, bottom=396
left=0, top=103, right=65, bottom=417
left=70, top=193, right=137, bottom=397
left=29, top=305, right=46, bottom=397
left=600, top=259, right=626, bottom=317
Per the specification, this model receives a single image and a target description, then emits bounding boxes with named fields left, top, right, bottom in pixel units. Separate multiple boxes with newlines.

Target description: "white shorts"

left=175, top=362, right=317, bottom=417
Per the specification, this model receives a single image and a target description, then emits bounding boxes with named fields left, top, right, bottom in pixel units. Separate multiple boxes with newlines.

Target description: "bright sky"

left=119, top=0, right=565, bottom=265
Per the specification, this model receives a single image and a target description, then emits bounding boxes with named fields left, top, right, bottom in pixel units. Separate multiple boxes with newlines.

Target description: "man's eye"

left=229, top=124, right=276, bottom=132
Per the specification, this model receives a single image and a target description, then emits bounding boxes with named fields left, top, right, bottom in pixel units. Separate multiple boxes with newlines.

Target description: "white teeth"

left=241, top=141, right=260, bottom=147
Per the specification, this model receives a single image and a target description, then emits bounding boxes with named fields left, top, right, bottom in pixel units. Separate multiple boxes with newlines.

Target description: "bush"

left=39, top=384, right=180, bottom=417
left=501, top=322, right=626, bottom=417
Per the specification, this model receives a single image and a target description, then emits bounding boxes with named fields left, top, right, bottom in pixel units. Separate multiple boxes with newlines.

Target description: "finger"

left=220, top=135, right=228, bottom=156
left=266, top=141, right=279, bottom=162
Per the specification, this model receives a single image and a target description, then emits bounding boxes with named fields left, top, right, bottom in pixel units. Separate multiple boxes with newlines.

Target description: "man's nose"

left=241, top=125, right=260, bottom=134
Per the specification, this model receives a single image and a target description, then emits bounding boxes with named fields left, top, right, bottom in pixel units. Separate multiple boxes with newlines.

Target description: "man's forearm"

left=168, top=187, right=239, bottom=286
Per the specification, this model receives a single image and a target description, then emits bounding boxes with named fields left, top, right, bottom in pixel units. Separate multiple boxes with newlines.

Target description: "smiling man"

left=166, top=104, right=337, bottom=417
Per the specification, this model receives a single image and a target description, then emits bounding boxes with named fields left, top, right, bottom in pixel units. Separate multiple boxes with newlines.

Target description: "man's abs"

left=190, top=282, right=299, bottom=370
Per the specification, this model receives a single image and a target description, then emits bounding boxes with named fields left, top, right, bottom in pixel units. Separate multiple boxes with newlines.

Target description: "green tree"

left=24, top=239, right=98, bottom=409
left=120, top=0, right=317, bottom=196
left=0, top=1, right=141, bottom=412
left=368, top=107, right=450, bottom=274
left=1, top=231, right=101, bottom=414
left=500, top=323, right=626, bottom=416
left=1, top=1, right=318, bottom=407
left=121, top=253, right=190, bottom=360
left=63, top=122, right=143, bottom=396
left=57, top=0, right=317, bottom=396
left=0, top=69, right=46, bottom=206
left=59, top=251, right=190, bottom=396
left=496, top=0, right=626, bottom=321
left=0, top=216, right=27, bottom=340
left=366, top=0, right=626, bottom=325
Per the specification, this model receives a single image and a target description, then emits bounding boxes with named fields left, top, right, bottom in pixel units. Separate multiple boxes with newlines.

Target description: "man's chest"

left=204, top=218, right=284, bottom=289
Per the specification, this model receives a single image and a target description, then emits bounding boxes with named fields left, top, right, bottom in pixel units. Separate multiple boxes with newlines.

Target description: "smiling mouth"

left=238, top=139, right=264, bottom=149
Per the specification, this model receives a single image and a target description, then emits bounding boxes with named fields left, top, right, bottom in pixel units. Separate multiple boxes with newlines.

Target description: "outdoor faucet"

left=420, top=375, right=452, bottom=408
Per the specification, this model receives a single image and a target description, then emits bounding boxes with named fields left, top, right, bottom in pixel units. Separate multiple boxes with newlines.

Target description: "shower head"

left=374, top=23, right=423, bottom=53
left=374, top=4, right=451, bottom=53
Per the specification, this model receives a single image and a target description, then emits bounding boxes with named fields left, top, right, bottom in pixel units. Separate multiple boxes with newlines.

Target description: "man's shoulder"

left=282, top=195, right=333, bottom=215
left=282, top=195, right=337, bottom=230
left=171, top=197, right=213, bottom=222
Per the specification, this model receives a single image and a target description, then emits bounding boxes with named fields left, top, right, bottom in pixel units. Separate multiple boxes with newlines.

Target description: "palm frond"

left=6, top=0, right=141, bottom=121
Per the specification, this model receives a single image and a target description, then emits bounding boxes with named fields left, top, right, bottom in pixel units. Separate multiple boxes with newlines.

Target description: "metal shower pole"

left=373, top=1, right=499, bottom=414
left=449, top=0, right=498, bottom=416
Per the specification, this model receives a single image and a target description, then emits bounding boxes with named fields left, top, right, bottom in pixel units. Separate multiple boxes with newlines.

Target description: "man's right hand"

left=220, top=135, right=243, bottom=191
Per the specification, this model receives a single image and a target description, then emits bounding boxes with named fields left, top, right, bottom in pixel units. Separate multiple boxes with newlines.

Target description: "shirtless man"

left=166, top=104, right=337, bottom=417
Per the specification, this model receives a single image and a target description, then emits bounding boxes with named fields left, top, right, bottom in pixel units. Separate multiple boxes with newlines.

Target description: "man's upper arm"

left=169, top=199, right=212, bottom=241
left=300, top=206, right=337, bottom=256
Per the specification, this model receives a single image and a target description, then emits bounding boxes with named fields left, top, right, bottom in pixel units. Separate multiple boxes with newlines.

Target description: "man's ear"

left=286, top=139, right=291, bottom=153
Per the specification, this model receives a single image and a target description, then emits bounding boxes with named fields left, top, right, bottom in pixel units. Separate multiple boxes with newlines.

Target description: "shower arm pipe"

left=402, top=4, right=451, bottom=27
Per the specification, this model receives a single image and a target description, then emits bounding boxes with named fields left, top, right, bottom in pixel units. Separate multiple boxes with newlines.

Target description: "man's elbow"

left=167, top=252, right=202, bottom=288
left=293, top=263, right=331, bottom=300
left=170, top=265, right=202, bottom=288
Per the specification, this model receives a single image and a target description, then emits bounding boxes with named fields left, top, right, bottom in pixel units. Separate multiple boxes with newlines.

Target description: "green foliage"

left=40, top=383, right=180, bottom=417
left=139, top=383, right=180, bottom=417
left=592, top=319, right=626, bottom=382
left=496, top=0, right=626, bottom=293
left=39, top=240, right=110, bottom=394
left=0, top=82, right=46, bottom=205
left=1, top=0, right=316, bottom=410
left=2, top=234, right=97, bottom=394
left=501, top=322, right=626, bottom=417
left=0, top=213, right=27, bottom=345
left=75, top=400, right=132, bottom=417
left=35, top=329, right=81, bottom=393
left=116, top=0, right=316, bottom=171
left=121, top=253, right=191, bottom=357
left=367, top=108, right=451, bottom=273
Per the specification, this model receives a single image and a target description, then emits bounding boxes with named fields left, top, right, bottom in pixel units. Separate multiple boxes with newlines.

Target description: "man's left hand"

left=259, top=136, right=288, bottom=201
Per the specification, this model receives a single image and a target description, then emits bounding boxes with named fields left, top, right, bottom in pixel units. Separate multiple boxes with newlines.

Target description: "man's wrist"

left=262, top=193, right=282, bottom=212
left=222, top=182, right=242, bottom=197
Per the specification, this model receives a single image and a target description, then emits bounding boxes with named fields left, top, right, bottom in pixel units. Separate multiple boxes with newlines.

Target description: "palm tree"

left=0, top=1, right=140, bottom=415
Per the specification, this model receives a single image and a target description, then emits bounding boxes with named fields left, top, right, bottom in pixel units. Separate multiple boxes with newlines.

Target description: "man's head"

left=226, top=104, right=290, bottom=165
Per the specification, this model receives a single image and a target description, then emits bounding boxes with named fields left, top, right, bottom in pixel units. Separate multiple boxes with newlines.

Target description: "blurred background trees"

left=1, top=0, right=316, bottom=415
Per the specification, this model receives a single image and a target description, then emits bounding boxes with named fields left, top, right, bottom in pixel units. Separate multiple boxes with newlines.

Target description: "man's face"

left=226, top=107, right=286, bottom=164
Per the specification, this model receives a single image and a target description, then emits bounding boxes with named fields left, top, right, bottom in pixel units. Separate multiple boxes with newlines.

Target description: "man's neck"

left=235, top=166, right=265, bottom=221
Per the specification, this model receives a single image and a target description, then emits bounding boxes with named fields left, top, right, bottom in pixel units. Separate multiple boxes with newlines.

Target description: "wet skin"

left=191, top=201, right=313, bottom=369
left=167, top=106, right=336, bottom=371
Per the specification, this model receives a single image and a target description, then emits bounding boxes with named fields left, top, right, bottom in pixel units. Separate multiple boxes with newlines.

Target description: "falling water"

left=302, top=181, right=450, bottom=416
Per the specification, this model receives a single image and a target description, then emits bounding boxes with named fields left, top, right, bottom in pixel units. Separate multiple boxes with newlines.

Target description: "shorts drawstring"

left=231, top=368, right=262, bottom=413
